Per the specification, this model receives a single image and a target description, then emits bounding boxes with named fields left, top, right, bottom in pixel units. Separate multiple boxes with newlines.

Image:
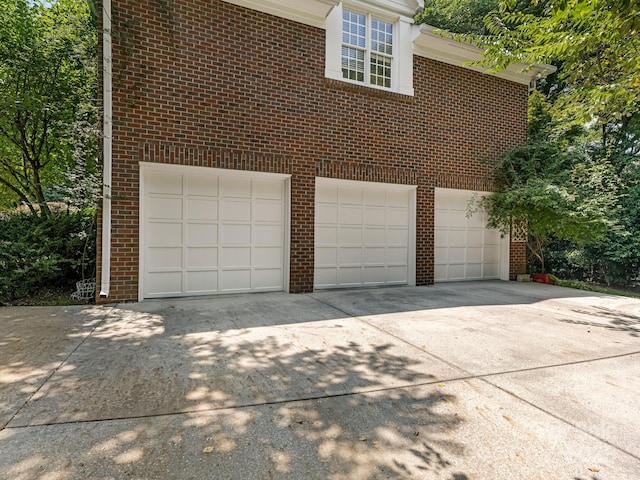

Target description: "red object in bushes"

left=532, top=273, right=553, bottom=284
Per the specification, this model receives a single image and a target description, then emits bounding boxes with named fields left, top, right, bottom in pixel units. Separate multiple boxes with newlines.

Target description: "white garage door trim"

left=434, top=188, right=509, bottom=282
left=139, top=162, right=291, bottom=300
left=314, top=177, right=417, bottom=289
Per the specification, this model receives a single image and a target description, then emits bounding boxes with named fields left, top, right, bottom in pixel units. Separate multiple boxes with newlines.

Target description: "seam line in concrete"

left=307, top=293, right=640, bottom=462
left=482, top=378, right=640, bottom=462
left=2, top=305, right=116, bottom=431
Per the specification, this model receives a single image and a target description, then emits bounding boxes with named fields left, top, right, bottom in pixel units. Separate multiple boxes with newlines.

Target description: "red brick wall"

left=97, top=0, right=528, bottom=302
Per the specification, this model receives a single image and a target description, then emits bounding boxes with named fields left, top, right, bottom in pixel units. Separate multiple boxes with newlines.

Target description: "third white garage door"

left=314, top=178, right=416, bottom=289
left=434, top=188, right=509, bottom=282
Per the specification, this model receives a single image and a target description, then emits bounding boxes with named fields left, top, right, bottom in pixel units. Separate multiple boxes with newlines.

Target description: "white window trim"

left=326, top=3, right=415, bottom=96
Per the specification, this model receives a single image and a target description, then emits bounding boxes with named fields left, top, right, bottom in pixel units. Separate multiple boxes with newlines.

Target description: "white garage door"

left=314, top=178, right=416, bottom=289
left=141, top=164, right=289, bottom=298
left=434, top=188, right=507, bottom=282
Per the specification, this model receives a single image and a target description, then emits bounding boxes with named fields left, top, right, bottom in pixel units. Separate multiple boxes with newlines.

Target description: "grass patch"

left=550, top=275, right=640, bottom=299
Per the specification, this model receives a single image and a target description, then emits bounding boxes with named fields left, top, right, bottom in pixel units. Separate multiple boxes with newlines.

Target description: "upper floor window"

left=325, top=3, right=415, bottom=96
left=341, top=10, right=393, bottom=88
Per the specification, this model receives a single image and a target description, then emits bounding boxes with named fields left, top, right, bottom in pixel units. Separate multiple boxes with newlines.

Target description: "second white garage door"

left=434, top=188, right=508, bottom=282
left=314, top=178, right=416, bottom=289
left=141, top=164, right=289, bottom=298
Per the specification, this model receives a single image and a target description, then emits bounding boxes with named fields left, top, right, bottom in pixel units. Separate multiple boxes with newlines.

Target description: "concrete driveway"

left=1, top=281, right=639, bottom=479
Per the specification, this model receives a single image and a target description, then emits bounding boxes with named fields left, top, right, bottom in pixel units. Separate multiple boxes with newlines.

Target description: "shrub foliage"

left=0, top=210, right=96, bottom=304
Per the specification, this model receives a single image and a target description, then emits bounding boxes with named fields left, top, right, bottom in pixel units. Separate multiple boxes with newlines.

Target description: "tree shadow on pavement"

left=0, top=300, right=470, bottom=479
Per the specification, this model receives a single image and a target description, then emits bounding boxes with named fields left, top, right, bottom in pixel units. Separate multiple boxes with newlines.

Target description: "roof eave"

left=414, top=24, right=556, bottom=85
left=221, top=0, right=340, bottom=28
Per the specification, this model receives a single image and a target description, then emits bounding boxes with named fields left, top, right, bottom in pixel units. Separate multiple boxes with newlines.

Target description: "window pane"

left=342, top=46, right=365, bottom=82
left=370, top=54, right=391, bottom=88
left=371, top=18, right=393, bottom=55
left=342, top=9, right=366, bottom=48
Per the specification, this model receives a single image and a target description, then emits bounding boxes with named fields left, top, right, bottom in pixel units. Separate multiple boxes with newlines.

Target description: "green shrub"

left=0, top=210, right=96, bottom=304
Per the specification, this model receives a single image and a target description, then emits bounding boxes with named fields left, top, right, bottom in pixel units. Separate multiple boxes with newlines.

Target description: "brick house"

left=97, top=0, right=552, bottom=302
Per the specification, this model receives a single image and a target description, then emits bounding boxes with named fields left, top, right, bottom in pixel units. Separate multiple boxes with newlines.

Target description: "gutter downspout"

left=100, top=0, right=112, bottom=298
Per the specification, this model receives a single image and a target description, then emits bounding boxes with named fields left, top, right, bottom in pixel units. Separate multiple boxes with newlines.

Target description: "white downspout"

left=100, top=0, right=112, bottom=298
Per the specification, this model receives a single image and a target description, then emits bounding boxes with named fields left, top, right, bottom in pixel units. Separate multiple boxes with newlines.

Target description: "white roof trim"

left=221, top=0, right=340, bottom=28
left=414, top=24, right=556, bottom=85
left=345, top=0, right=424, bottom=18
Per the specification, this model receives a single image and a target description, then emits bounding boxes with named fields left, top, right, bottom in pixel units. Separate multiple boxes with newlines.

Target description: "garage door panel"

left=468, top=213, right=486, bottom=228
left=386, top=228, right=408, bottom=245
left=253, top=268, right=283, bottom=289
left=221, top=247, right=251, bottom=268
left=449, top=210, right=467, bottom=228
left=484, top=229, right=501, bottom=243
left=387, top=265, right=408, bottom=283
left=387, top=190, right=409, bottom=207
left=253, top=180, right=283, bottom=200
left=186, top=247, right=218, bottom=268
left=363, top=227, right=385, bottom=245
left=148, top=223, right=182, bottom=246
left=466, top=263, right=483, bottom=279
left=315, top=267, right=337, bottom=287
left=316, top=226, right=337, bottom=245
left=338, top=227, right=362, bottom=245
left=316, top=204, right=338, bottom=224
left=338, top=247, right=362, bottom=265
left=186, top=224, right=218, bottom=246
left=146, top=171, right=182, bottom=195
left=449, top=247, right=466, bottom=263
left=253, top=246, right=282, bottom=267
left=187, top=198, right=218, bottom=221
left=316, top=247, right=337, bottom=265
left=387, top=247, right=407, bottom=264
left=484, top=263, right=499, bottom=277
left=253, top=202, right=282, bottom=222
left=221, top=270, right=251, bottom=291
left=363, top=266, right=386, bottom=284
left=143, top=167, right=286, bottom=298
left=363, top=247, right=385, bottom=264
left=434, top=228, right=448, bottom=247
left=434, top=188, right=505, bottom=282
left=364, top=206, right=385, bottom=226
left=222, top=200, right=251, bottom=222
left=434, top=246, right=448, bottom=262
left=339, top=206, right=362, bottom=225
left=186, top=270, right=218, bottom=293
left=363, top=189, right=386, bottom=206
left=484, top=248, right=499, bottom=262
left=222, top=177, right=251, bottom=198
left=187, top=175, right=218, bottom=196
left=449, top=229, right=467, bottom=247
left=222, top=224, right=251, bottom=244
left=388, top=207, right=408, bottom=227
left=434, top=210, right=449, bottom=227
left=254, top=224, right=282, bottom=245
left=316, top=184, right=337, bottom=203
left=148, top=197, right=182, bottom=220
left=147, top=271, right=182, bottom=295
left=339, top=187, right=362, bottom=205
left=467, top=229, right=484, bottom=246
left=435, top=265, right=447, bottom=282
left=338, top=267, right=362, bottom=285
left=448, top=264, right=465, bottom=280
left=467, top=247, right=483, bottom=262
left=148, top=247, right=182, bottom=270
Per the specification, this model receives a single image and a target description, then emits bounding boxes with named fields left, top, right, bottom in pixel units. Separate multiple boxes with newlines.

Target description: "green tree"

left=0, top=0, right=97, bottom=215
left=416, top=0, right=499, bottom=34
left=477, top=0, right=639, bottom=126
left=478, top=146, right=619, bottom=273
